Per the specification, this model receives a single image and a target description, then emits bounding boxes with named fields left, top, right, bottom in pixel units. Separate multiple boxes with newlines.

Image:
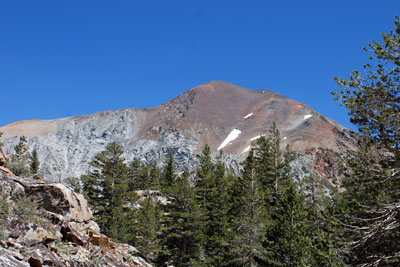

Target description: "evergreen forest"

left=71, top=17, right=400, bottom=267
left=8, top=16, right=397, bottom=267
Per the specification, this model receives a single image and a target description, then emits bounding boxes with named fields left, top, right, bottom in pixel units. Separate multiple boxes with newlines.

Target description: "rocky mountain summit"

left=0, top=169, right=152, bottom=267
left=0, top=81, right=358, bottom=182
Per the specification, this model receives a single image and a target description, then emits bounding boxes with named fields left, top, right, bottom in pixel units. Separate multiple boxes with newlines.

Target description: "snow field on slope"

left=242, top=146, right=251, bottom=153
left=218, top=129, right=242, bottom=151
left=250, top=134, right=264, bottom=141
left=244, top=113, right=253, bottom=119
left=304, top=114, right=313, bottom=120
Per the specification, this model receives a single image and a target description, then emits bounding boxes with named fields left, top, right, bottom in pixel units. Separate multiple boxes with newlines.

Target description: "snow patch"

left=242, top=146, right=251, bottom=153
left=283, top=137, right=287, bottom=140
left=304, top=114, right=313, bottom=120
left=244, top=113, right=253, bottom=119
left=218, top=129, right=242, bottom=151
left=250, top=135, right=264, bottom=141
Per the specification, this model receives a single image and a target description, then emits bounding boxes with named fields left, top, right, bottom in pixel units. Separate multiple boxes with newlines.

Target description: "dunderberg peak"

left=0, top=81, right=358, bottom=185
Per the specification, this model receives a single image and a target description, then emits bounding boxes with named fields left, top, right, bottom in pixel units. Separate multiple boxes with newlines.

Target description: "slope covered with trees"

left=79, top=124, right=344, bottom=266
left=2, top=15, right=389, bottom=267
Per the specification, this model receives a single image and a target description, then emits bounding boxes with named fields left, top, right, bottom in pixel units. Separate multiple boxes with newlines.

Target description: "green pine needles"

left=333, top=15, right=400, bottom=266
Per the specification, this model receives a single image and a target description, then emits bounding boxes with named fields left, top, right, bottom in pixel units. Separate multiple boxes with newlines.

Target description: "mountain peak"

left=0, top=81, right=357, bottom=181
left=204, top=80, right=243, bottom=87
left=191, top=80, right=252, bottom=94
left=205, top=80, right=232, bottom=85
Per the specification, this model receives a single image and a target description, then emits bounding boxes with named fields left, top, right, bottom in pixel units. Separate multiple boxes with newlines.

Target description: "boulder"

left=69, top=220, right=100, bottom=234
left=18, top=178, right=93, bottom=222
left=61, top=222, right=87, bottom=246
left=27, top=244, right=66, bottom=267
left=6, top=217, right=57, bottom=247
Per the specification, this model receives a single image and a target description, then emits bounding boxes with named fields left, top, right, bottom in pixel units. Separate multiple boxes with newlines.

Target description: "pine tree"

left=264, top=180, right=311, bottom=266
left=13, top=136, right=28, bottom=158
left=0, top=131, right=3, bottom=148
left=302, top=174, right=345, bottom=266
left=30, top=149, right=40, bottom=177
left=269, top=122, right=282, bottom=203
left=127, top=159, right=141, bottom=190
left=333, top=16, right=400, bottom=266
left=135, top=197, right=161, bottom=262
left=158, top=172, right=204, bottom=266
left=7, top=136, right=31, bottom=177
left=193, top=145, right=232, bottom=265
left=301, top=174, right=323, bottom=208
left=141, top=164, right=151, bottom=189
left=161, top=149, right=176, bottom=191
left=81, top=142, right=130, bottom=242
left=336, top=143, right=400, bottom=265
left=195, top=144, right=213, bottom=207
left=253, top=135, right=275, bottom=203
left=204, top=154, right=231, bottom=266
left=127, top=159, right=156, bottom=190
left=193, top=144, right=212, bottom=263
left=249, top=123, right=321, bottom=266
left=136, top=163, right=152, bottom=190
left=149, top=163, right=161, bottom=190
left=64, top=176, right=82, bottom=193
left=253, top=123, right=282, bottom=205
left=229, top=150, right=268, bottom=266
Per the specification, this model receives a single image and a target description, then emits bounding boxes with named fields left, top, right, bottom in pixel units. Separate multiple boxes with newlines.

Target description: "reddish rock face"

left=143, top=81, right=357, bottom=154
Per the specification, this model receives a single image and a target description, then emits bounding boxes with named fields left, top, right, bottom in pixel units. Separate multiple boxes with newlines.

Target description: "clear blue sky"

left=1, top=1, right=399, bottom=130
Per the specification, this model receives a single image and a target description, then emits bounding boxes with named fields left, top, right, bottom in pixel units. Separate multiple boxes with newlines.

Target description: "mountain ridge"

left=0, top=81, right=357, bottom=181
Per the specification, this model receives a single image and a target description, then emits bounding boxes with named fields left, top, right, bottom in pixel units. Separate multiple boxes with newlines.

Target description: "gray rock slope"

left=1, top=110, right=204, bottom=181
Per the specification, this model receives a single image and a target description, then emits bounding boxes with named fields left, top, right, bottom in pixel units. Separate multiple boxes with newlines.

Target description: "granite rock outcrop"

left=0, top=170, right=152, bottom=267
